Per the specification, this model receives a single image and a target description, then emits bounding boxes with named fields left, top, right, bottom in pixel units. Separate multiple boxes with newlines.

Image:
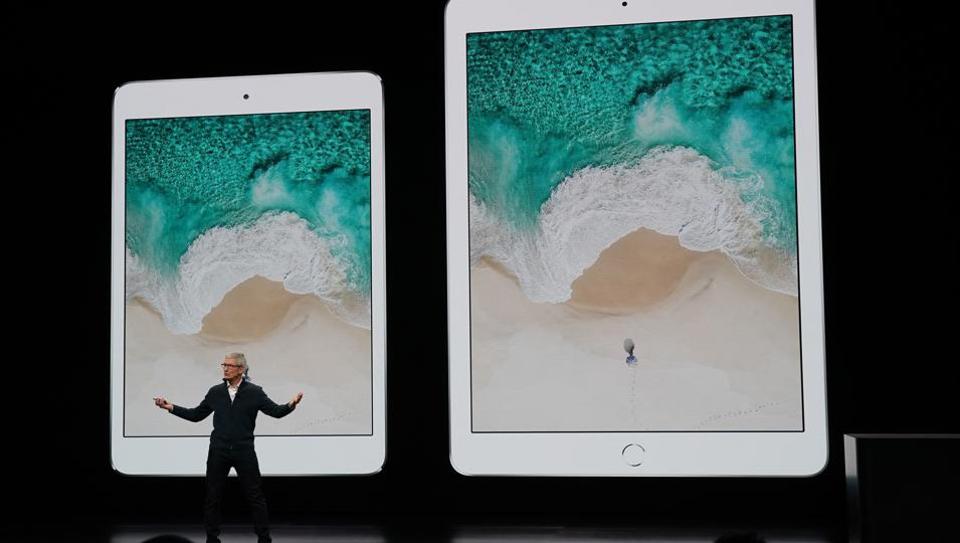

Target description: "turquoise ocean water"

left=125, top=110, right=371, bottom=330
left=467, top=16, right=797, bottom=262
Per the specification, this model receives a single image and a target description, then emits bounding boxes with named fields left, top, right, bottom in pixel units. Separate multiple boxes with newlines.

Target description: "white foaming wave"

left=470, top=146, right=798, bottom=302
left=126, top=212, right=370, bottom=334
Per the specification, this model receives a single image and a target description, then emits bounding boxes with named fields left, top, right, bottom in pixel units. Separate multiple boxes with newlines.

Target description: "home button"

left=621, top=443, right=645, bottom=467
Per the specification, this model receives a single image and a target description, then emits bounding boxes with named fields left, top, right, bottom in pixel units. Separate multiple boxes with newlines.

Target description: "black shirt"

left=171, top=379, right=294, bottom=447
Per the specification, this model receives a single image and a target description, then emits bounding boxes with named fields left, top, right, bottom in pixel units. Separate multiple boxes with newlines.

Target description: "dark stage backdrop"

left=12, top=1, right=956, bottom=537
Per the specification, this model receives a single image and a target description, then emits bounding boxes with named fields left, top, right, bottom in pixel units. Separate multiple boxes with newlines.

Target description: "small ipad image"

left=111, top=72, right=385, bottom=475
left=446, top=0, right=827, bottom=475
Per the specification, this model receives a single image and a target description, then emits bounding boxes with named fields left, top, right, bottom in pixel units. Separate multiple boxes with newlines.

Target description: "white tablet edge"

left=111, top=72, right=386, bottom=476
left=445, top=0, right=826, bottom=476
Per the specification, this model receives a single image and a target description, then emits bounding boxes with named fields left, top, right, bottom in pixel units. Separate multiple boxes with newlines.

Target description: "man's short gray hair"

left=226, top=352, right=248, bottom=372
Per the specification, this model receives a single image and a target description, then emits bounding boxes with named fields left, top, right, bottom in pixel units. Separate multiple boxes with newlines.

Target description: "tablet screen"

left=124, top=109, right=373, bottom=437
left=467, top=16, right=803, bottom=432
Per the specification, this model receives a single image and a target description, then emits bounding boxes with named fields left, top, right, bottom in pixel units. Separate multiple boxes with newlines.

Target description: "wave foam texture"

left=470, top=146, right=798, bottom=302
left=126, top=212, right=370, bottom=333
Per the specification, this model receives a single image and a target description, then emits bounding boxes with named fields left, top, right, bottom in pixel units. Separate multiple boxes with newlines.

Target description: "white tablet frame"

left=445, top=0, right=826, bottom=476
left=111, top=72, right=386, bottom=475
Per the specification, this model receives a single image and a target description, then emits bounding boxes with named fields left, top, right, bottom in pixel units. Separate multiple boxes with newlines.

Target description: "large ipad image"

left=468, top=16, right=803, bottom=433
left=124, top=109, right=373, bottom=437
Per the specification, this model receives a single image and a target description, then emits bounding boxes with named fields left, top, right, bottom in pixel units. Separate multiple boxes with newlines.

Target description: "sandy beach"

left=124, top=276, right=372, bottom=436
left=470, top=228, right=802, bottom=432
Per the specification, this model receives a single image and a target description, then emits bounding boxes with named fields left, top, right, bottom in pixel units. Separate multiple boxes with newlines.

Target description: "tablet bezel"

left=111, top=72, right=386, bottom=475
left=445, top=0, right=826, bottom=476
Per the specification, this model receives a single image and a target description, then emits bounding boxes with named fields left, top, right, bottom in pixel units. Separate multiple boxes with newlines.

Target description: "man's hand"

left=287, top=392, right=304, bottom=409
left=153, top=396, right=173, bottom=412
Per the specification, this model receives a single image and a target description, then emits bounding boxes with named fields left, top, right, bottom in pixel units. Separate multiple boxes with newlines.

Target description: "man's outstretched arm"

left=155, top=394, right=213, bottom=422
left=259, top=390, right=303, bottom=418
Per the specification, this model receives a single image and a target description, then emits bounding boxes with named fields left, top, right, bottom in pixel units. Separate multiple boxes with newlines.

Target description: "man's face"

left=222, top=357, right=244, bottom=380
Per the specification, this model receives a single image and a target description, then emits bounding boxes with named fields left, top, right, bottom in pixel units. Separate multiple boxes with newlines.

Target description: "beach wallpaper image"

left=124, top=110, right=372, bottom=436
left=468, top=16, right=803, bottom=431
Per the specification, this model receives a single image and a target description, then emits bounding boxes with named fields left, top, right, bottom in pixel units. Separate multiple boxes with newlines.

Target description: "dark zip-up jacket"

left=170, top=379, right=293, bottom=447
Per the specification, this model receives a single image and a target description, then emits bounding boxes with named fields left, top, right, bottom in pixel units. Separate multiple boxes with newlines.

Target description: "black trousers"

left=204, top=444, right=271, bottom=542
